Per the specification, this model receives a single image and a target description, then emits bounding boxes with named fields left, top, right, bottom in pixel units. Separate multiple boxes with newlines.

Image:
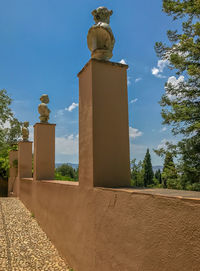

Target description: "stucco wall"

left=19, top=180, right=200, bottom=271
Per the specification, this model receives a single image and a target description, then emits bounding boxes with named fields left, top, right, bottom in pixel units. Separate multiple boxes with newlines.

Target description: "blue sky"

left=0, top=0, right=182, bottom=165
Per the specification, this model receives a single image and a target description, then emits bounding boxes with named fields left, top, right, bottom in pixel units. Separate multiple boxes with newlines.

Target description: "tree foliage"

left=55, top=164, right=78, bottom=181
left=162, top=152, right=178, bottom=189
left=0, top=89, right=22, bottom=181
left=130, top=159, right=144, bottom=187
left=154, top=169, right=162, bottom=184
left=154, top=0, right=200, bottom=187
left=0, top=89, right=22, bottom=152
left=143, top=149, right=154, bottom=187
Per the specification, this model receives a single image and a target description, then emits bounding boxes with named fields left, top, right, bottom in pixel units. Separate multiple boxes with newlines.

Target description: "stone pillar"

left=78, top=59, right=131, bottom=188
left=33, top=123, right=55, bottom=180
left=18, top=141, right=32, bottom=179
left=8, top=150, right=18, bottom=196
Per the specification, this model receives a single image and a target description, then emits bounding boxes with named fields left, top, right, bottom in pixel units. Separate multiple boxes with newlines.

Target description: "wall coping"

left=21, top=178, right=79, bottom=186
left=20, top=178, right=200, bottom=203
left=21, top=178, right=33, bottom=181
left=40, top=180, right=79, bottom=186
left=96, top=187, right=200, bottom=203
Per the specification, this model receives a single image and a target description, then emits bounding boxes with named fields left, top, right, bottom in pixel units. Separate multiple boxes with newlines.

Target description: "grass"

left=31, top=212, right=35, bottom=218
left=55, top=173, right=78, bottom=182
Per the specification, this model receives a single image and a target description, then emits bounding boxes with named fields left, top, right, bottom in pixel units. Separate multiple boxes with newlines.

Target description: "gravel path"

left=0, top=198, right=71, bottom=271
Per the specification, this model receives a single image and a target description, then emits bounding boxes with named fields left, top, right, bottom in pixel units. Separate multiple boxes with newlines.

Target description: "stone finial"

left=22, top=121, right=29, bottom=141
left=38, top=94, right=50, bottom=123
left=87, top=7, right=115, bottom=61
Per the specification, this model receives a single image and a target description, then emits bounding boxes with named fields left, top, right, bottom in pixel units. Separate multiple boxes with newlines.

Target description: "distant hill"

left=55, top=163, right=79, bottom=170
left=152, top=166, right=163, bottom=173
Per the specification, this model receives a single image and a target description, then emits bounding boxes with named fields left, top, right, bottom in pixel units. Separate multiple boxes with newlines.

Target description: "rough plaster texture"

left=18, top=141, right=32, bottom=179
left=8, top=150, right=18, bottom=197
left=78, top=59, right=131, bottom=188
left=33, top=123, right=55, bottom=180
left=19, top=180, right=200, bottom=271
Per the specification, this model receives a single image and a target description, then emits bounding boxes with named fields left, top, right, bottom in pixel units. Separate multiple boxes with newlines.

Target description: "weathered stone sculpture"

left=38, top=94, right=50, bottom=123
left=22, top=121, right=29, bottom=141
left=87, top=6, right=115, bottom=61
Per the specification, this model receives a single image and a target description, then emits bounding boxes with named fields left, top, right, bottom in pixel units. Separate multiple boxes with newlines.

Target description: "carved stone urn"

left=22, top=121, right=29, bottom=141
left=87, top=7, right=115, bottom=61
left=38, top=94, right=50, bottom=123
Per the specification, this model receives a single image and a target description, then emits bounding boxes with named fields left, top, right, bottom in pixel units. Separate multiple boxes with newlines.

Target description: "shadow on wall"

left=0, top=179, right=8, bottom=197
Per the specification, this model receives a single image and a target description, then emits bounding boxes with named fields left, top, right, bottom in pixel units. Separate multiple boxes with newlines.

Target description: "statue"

left=87, top=7, right=115, bottom=61
left=22, top=121, right=29, bottom=141
left=38, top=94, right=50, bottom=123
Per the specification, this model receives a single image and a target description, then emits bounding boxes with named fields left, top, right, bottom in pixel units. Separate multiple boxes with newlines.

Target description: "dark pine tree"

left=162, top=152, right=178, bottom=188
left=155, top=0, right=200, bottom=185
left=155, top=169, right=162, bottom=184
left=143, top=149, right=154, bottom=187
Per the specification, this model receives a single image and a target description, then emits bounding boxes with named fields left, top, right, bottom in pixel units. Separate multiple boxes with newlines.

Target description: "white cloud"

left=119, top=59, right=131, bottom=84
left=157, top=59, right=168, bottom=72
left=157, top=139, right=168, bottom=149
left=130, top=98, right=138, bottom=104
left=55, top=109, right=64, bottom=118
left=0, top=120, right=11, bottom=129
left=151, top=59, right=168, bottom=78
left=67, top=134, right=74, bottom=140
left=157, top=138, right=176, bottom=150
left=127, top=76, right=131, bottom=86
left=65, top=102, right=79, bottom=112
left=166, top=76, right=185, bottom=100
left=119, top=59, right=127, bottom=65
left=160, top=127, right=167, bottom=132
left=28, top=125, right=34, bottom=141
left=129, top=126, right=143, bottom=139
left=167, top=75, right=184, bottom=89
left=152, top=67, right=160, bottom=76
left=56, top=134, right=78, bottom=155
left=164, top=42, right=189, bottom=60
left=130, top=143, right=147, bottom=155
left=135, top=77, right=142, bottom=83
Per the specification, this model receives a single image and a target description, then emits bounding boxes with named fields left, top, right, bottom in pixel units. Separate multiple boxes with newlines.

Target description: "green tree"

left=55, top=164, right=76, bottom=179
left=162, top=152, right=178, bottom=189
left=0, top=89, right=22, bottom=152
left=0, top=89, right=22, bottom=180
left=0, top=90, right=21, bottom=196
left=154, top=0, right=200, bottom=187
left=154, top=169, right=162, bottom=184
left=143, top=149, right=154, bottom=187
left=130, top=159, right=144, bottom=187
left=178, top=135, right=200, bottom=190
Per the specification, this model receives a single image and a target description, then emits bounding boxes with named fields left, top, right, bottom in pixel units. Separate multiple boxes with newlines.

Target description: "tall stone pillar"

left=78, top=59, right=131, bottom=188
left=33, top=123, right=56, bottom=180
left=8, top=150, right=18, bottom=196
left=18, top=141, right=32, bottom=179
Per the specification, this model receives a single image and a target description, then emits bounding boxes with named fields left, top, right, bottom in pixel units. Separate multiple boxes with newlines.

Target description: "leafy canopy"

left=0, top=89, right=22, bottom=153
left=0, top=89, right=22, bottom=180
left=155, top=0, right=200, bottom=185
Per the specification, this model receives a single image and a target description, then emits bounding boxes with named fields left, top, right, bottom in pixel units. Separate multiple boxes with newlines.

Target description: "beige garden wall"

left=19, top=179, right=200, bottom=271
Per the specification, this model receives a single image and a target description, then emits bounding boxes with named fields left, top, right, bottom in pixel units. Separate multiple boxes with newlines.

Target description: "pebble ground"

left=0, top=197, right=71, bottom=271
